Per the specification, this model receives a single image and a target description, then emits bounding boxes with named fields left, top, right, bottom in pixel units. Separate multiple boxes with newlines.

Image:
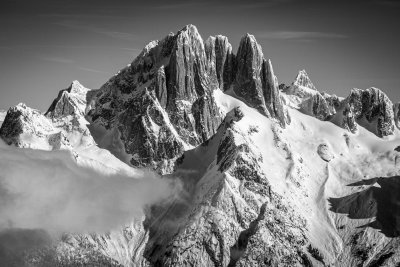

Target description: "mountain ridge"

left=1, top=24, right=400, bottom=266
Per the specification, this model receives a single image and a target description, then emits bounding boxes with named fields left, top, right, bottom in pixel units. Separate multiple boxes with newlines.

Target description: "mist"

left=0, top=140, right=179, bottom=233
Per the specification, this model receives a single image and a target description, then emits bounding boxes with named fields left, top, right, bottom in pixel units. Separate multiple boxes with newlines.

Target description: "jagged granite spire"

left=234, top=34, right=267, bottom=115
left=88, top=24, right=224, bottom=173
left=205, top=35, right=236, bottom=91
left=233, top=34, right=289, bottom=126
left=262, top=59, right=289, bottom=126
left=293, top=69, right=316, bottom=90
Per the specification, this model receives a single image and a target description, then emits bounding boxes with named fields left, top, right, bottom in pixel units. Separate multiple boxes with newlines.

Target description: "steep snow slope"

left=129, top=89, right=400, bottom=266
left=0, top=110, right=5, bottom=127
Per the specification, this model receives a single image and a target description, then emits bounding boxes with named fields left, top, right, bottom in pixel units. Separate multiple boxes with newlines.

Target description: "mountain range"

left=1, top=24, right=400, bottom=266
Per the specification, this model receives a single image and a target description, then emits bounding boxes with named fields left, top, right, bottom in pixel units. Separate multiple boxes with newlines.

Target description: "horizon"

left=1, top=0, right=399, bottom=111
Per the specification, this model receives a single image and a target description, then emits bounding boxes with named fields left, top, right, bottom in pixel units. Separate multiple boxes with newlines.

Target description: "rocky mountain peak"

left=45, top=81, right=91, bottom=118
left=341, top=87, right=395, bottom=137
left=0, top=103, right=55, bottom=148
left=204, top=34, right=235, bottom=91
left=233, top=34, right=289, bottom=126
left=69, top=80, right=88, bottom=95
left=293, top=69, right=316, bottom=90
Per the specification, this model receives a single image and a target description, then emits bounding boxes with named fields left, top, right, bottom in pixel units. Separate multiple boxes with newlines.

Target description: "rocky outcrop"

left=284, top=69, right=340, bottom=121
left=394, top=102, right=400, bottom=129
left=88, top=25, right=224, bottom=173
left=283, top=70, right=318, bottom=100
left=262, top=59, right=289, bottom=125
left=284, top=71, right=395, bottom=136
left=117, top=88, right=184, bottom=172
left=0, top=103, right=55, bottom=148
left=233, top=34, right=267, bottom=115
left=46, top=80, right=93, bottom=118
left=233, top=34, right=289, bottom=126
left=300, top=92, right=339, bottom=121
left=342, top=103, right=358, bottom=133
left=317, top=143, right=334, bottom=162
left=341, top=88, right=394, bottom=137
left=205, top=35, right=236, bottom=91
left=143, top=110, right=307, bottom=266
left=293, top=69, right=316, bottom=90
left=0, top=80, right=96, bottom=150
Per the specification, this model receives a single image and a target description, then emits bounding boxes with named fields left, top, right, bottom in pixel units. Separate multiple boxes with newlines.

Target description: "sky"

left=0, top=0, right=399, bottom=111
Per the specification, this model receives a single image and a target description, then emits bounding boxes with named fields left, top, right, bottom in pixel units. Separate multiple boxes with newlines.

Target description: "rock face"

left=45, top=80, right=94, bottom=118
left=142, top=109, right=307, bottom=267
left=233, top=34, right=289, bottom=126
left=341, top=88, right=395, bottom=137
left=293, top=69, right=316, bottom=90
left=300, top=92, right=340, bottom=121
left=233, top=34, right=266, bottom=115
left=317, top=143, right=334, bottom=162
left=88, top=25, right=224, bottom=174
left=394, top=102, right=400, bottom=129
left=205, top=35, right=236, bottom=91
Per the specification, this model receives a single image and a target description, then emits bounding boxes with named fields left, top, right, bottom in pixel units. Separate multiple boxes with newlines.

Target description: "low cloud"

left=0, top=140, right=179, bottom=233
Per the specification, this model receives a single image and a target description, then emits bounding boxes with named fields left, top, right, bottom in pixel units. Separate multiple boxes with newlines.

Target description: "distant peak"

left=242, top=33, right=257, bottom=43
left=71, top=80, right=81, bottom=86
left=180, top=24, right=200, bottom=35
left=293, top=69, right=316, bottom=90
left=69, top=80, right=88, bottom=94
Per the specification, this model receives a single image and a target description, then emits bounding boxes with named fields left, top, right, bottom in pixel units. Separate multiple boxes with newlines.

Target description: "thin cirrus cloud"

left=257, top=31, right=348, bottom=41
left=39, top=56, right=75, bottom=64
left=39, top=56, right=109, bottom=75
left=54, top=20, right=136, bottom=41
left=78, top=66, right=110, bottom=74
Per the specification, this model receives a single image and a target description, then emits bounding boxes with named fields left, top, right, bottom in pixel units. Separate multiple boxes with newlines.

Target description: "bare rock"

left=317, top=143, right=334, bottom=162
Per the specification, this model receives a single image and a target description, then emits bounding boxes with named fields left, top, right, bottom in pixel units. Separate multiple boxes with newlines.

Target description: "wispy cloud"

left=78, top=66, right=110, bottom=74
left=40, top=56, right=74, bottom=64
left=154, top=0, right=295, bottom=9
left=55, top=21, right=136, bottom=41
left=256, top=31, right=348, bottom=41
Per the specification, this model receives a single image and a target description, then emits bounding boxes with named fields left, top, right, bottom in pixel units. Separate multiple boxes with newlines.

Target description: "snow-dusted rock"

left=342, top=87, right=395, bottom=137
left=317, top=143, right=334, bottom=162
left=0, top=103, right=55, bottom=149
left=205, top=35, right=236, bottom=91
left=46, top=80, right=92, bottom=118
left=233, top=34, right=289, bottom=126
left=283, top=69, right=339, bottom=121
left=88, top=24, right=224, bottom=173
left=394, top=102, right=400, bottom=129
left=294, top=69, right=317, bottom=90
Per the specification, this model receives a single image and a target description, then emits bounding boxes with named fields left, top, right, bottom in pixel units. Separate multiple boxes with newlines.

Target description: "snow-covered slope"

left=1, top=24, right=400, bottom=266
left=0, top=110, right=5, bottom=127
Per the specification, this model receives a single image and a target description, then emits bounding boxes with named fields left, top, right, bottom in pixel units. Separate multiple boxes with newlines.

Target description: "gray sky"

left=1, top=0, right=399, bottom=111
